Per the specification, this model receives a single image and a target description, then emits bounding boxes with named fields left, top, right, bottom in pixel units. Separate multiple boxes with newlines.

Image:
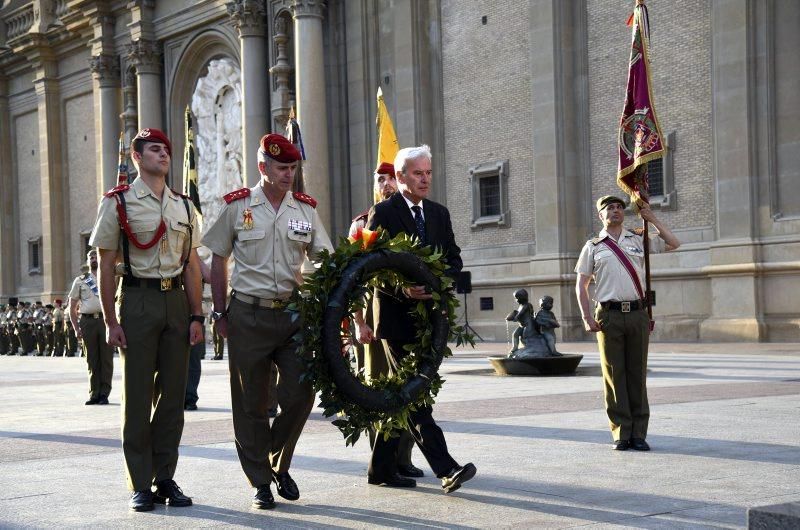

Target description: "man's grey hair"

left=394, top=144, right=432, bottom=175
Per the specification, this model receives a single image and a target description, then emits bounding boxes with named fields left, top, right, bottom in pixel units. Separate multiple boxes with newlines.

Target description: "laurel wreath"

left=287, top=228, right=474, bottom=446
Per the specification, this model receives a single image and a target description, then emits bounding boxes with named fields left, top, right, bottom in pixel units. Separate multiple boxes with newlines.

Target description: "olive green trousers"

left=595, top=306, right=650, bottom=441
left=119, top=285, right=190, bottom=491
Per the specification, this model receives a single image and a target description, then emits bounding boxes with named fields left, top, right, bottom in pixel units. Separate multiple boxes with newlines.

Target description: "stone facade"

left=0, top=0, right=797, bottom=341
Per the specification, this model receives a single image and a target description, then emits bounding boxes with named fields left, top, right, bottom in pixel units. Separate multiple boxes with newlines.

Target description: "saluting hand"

left=107, top=323, right=127, bottom=347
left=189, top=321, right=204, bottom=346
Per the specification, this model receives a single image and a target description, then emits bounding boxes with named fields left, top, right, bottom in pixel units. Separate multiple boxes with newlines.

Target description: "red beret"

left=54, top=299, right=62, bottom=304
left=375, top=162, right=395, bottom=176
left=132, top=128, right=172, bottom=157
left=260, top=134, right=301, bottom=163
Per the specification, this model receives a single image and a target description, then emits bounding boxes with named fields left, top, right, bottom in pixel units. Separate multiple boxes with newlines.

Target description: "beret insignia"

left=269, top=144, right=281, bottom=156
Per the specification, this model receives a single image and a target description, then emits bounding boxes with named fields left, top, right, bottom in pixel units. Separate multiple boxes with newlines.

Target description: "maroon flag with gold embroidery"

left=616, top=0, right=664, bottom=206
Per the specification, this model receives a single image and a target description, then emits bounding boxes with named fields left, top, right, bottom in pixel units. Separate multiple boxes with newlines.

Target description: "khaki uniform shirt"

left=68, top=273, right=103, bottom=314
left=575, top=228, right=665, bottom=303
left=202, top=185, right=333, bottom=299
left=89, top=177, right=200, bottom=279
left=52, top=307, right=64, bottom=323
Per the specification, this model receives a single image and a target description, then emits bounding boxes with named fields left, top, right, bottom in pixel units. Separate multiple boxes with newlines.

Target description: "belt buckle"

left=271, top=299, right=283, bottom=309
left=160, top=278, right=172, bottom=291
left=621, top=301, right=631, bottom=313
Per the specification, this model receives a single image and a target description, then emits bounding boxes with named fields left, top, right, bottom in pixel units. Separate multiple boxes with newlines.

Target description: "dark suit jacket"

left=366, top=191, right=462, bottom=340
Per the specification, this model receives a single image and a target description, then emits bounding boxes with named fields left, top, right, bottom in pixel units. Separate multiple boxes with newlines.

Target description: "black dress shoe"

left=441, top=463, right=477, bottom=494
left=630, top=438, right=651, bottom=451
left=129, top=490, right=154, bottom=512
left=213, top=355, right=223, bottom=360
left=368, top=473, right=416, bottom=488
left=272, top=471, right=300, bottom=500
left=98, top=396, right=109, bottom=405
left=85, top=397, right=100, bottom=405
left=397, top=463, right=424, bottom=478
left=153, top=479, right=192, bottom=507
left=252, top=484, right=275, bottom=509
left=184, top=403, right=197, bottom=411
left=612, top=439, right=630, bottom=451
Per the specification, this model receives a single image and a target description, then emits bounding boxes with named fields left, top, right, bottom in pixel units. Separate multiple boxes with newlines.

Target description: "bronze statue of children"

left=534, top=295, right=561, bottom=355
left=506, top=289, right=534, bottom=354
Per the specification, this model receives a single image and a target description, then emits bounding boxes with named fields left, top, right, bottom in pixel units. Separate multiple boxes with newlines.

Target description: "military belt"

left=231, top=291, right=288, bottom=310
left=599, top=300, right=645, bottom=313
left=122, top=275, right=183, bottom=292
left=79, top=312, right=103, bottom=319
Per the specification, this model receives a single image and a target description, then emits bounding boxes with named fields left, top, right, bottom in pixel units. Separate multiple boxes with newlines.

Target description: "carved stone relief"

left=191, top=58, right=243, bottom=234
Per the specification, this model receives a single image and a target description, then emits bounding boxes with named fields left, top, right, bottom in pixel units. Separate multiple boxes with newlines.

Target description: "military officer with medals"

left=203, top=133, right=333, bottom=510
left=68, top=250, right=114, bottom=405
left=90, top=127, right=204, bottom=512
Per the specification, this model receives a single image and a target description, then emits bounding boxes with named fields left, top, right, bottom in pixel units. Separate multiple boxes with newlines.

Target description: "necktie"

left=411, top=205, right=426, bottom=243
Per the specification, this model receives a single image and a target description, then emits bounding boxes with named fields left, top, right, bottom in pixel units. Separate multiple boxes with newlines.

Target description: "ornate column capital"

left=126, top=39, right=161, bottom=75
left=227, top=0, right=267, bottom=38
left=89, top=53, right=120, bottom=87
left=291, top=0, right=326, bottom=20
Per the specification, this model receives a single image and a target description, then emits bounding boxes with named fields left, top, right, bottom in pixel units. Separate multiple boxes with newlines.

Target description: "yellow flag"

left=376, top=87, right=399, bottom=170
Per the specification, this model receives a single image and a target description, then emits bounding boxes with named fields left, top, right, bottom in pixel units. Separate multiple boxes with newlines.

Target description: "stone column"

left=228, top=0, right=269, bottom=187
left=127, top=39, right=162, bottom=130
left=700, top=0, right=765, bottom=341
left=292, top=0, right=331, bottom=226
left=0, top=74, right=16, bottom=296
left=31, top=41, right=67, bottom=298
left=90, top=53, right=121, bottom=194
left=269, top=14, right=293, bottom=132
left=528, top=0, right=591, bottom=339
left=120, top=70, right=138, bottom=146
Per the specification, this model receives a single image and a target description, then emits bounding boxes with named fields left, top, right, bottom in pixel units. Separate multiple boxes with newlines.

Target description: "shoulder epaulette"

left=224, top=188, right=251, bottom=204
left=293, top=191, right=317, bottom=208
left=589, top=235, right=607, bottom=245
left=103, top=184, right=130, bottom=198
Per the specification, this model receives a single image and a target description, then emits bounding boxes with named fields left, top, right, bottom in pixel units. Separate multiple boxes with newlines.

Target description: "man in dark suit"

left=365, top=144, right=477, bottom=494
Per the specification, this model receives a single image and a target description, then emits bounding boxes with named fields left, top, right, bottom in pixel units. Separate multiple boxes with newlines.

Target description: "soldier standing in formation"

left=69, top=250, right=114, bottom=405
left=203, top=133, right=333, bottom=510
left=51, top=300, right=65, bottom=356
left=90, top=127, right=204, bottom=512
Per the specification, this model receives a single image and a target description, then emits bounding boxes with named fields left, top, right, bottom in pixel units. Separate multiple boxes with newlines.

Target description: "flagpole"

left=643, top=215, right=652, bottom=324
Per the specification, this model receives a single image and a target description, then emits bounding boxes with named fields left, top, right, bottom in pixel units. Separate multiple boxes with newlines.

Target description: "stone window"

left=80, top=231, right=92, bottom=257
left=647, top=131, right=676, bottom=210
left=470, top=159, right=509, bottom=227
left=28, top=236, right=42, bottom=275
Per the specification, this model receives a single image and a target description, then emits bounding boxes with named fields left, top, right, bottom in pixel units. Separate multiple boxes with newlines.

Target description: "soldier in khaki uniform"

left=203, top=133, right=333, bottom=510
left=68, top=250, right=114, bottom=405
left=90, top=128, right=204, bottom=512
left=575, top=196, right=680, bottom=452
left=51, top=299, right=65, bottom=357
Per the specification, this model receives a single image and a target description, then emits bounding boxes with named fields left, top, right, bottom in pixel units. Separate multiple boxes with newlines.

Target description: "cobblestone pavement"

left=1, top=341, right=799, bottom=528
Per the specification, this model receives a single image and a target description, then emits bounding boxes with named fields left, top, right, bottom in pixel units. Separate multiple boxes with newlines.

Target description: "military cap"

left=54, top=299, right=62, bottom=305
left=375, top=162, right=395, bottom=176
left=132, top=128, right=172, bottom=157
left=87, top=249, right=97, bottom=258
left=596, top=195, right=626, bottom=212
left=259, top=133, right=301, bottom=163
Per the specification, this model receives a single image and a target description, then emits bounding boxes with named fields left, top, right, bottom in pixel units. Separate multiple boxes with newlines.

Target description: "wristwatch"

left=190, top=314, right=206, bottom=324
left=210, top=310, right=227, bottom=321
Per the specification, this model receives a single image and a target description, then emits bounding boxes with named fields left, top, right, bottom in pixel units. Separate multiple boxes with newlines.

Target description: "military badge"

left=269, top=144, right=281, bottom=156
left=242, top=208, right=254, bottom=230
left=139, top=128, right=151, bottom=137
